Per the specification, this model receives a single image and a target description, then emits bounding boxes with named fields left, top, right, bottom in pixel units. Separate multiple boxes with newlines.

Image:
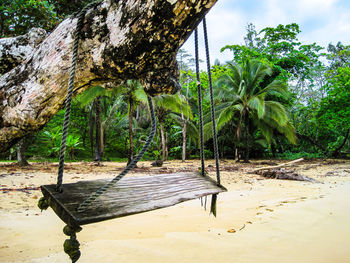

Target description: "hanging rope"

left=77, top=95, right=157, bottom=213
left=195, top=18, right=221, bottom=216
left=56, top=1, right=102, bottom=192
left=203, top=17, right=221, bottom=186
left=194, top=28, right=206, bottom=177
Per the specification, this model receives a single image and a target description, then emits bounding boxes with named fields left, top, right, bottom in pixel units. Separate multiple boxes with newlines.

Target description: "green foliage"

left=0, top=0, right=94, bottom=37
left=65, top=135, right=83, bottom=159
left=211, top=59, right=295, bottom=147
left=221, top=23, right=323, bottom=81
left=275, top=151, right=325, bottom=160
left=4, top=13, right=348, bottom=161
left=0, top=0, right=59, bottom=37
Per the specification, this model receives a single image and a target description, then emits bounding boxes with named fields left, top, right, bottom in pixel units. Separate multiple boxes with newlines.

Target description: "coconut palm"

left=76, top=85, right=121, bottom=161
left=211, top=59, right=295, bottom=162
left=117, top=80, right=147, bottom=164
left=152, top=93, right=192, bottom=161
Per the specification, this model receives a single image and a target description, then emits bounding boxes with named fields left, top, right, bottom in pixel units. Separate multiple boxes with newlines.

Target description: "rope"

left=63, top=225, right=82, bottom=263
left=56, top=1, right=102, bottom=192
left=203, top=17, right=221, bottom=186
left=77, top=96, right=157, bottom=212
left=194, top=28, right=205, bottom=177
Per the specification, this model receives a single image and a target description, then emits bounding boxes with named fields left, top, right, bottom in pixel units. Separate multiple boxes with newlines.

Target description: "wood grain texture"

left=41, top=172, right=226, bottom=227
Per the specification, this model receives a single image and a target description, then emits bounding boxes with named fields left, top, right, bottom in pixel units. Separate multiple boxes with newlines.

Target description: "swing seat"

left=41, top=172, right=226, bottom=227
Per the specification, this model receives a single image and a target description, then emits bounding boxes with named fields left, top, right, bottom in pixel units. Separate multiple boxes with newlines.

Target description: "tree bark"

left=94, top=97, right=102, bottom=161
left=182, top=118, right=187, bottom=162
left=165, top=131, right=169, bottom=160
left=128, top=96, right=134, bottom=164
left=89, top=103, right=94, bottom=157
left=0, top=0, right=218, bottom=152
left=17, top=138, right=29, bottom=166
left=0, top=28, right=47, bottom=74
left=244, top=114, right=250, bottom=163
left=100, top=118, right=105, bottom=158
left=160, top=122, right=166, bottom=161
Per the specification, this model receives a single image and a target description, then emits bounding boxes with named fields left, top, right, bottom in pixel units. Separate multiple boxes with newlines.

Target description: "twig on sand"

left=239, top=224, right=246, bottom=231
left=0, top=172, right=22, bottom=178
left=1, top=187, right=40, bottom=193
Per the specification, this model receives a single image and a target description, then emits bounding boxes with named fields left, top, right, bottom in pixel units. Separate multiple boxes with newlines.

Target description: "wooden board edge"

left=77, top=188, right=226, bottom=225
left=41, top=185, right=81, bottom=227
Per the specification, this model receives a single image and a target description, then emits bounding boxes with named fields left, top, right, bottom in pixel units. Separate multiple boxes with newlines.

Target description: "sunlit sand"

left=0, top=159, right=349, bottom=263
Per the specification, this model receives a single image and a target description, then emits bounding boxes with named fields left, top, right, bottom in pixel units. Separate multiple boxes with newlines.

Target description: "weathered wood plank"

left=41, top=172, right=226, bottom=227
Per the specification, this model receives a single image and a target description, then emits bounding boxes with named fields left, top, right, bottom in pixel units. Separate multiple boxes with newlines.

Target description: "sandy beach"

left=0, top=159, right=349, bottom=263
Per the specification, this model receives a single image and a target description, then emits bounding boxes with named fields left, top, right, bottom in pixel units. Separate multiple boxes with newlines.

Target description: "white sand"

left=0, top=160, right=349, bottom=262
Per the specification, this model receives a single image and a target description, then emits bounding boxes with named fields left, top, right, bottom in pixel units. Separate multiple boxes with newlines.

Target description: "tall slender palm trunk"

left=244, top=114, right=250, bottom=163
left=182, top=120, right=187, bottom=162
left=159, top=122, right=166, bottom=161
left=128, top=97, right=134, bottom=164
left=94, top=96, right=102, bottom=162
left=89, top=104, right=94, bottom=157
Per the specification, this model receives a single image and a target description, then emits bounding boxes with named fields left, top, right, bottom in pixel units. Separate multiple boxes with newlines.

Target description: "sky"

left=182, top=0, right=350, bottom=64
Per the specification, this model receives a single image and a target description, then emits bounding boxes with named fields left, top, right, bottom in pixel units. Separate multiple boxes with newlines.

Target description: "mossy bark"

left=0, top=0, right=218, bottom=152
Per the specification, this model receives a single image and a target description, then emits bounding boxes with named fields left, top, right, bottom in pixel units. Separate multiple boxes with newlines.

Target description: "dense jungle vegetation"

left=1, top=0, right=349, bottom=163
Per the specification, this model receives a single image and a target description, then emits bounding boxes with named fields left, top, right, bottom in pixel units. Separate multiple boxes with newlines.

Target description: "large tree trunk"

left=0, top=0, right=218, bottom=152
left=0, top=28, right=47, bottom=74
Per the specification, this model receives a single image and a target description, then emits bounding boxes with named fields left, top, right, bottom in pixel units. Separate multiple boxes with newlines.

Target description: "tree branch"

left=332, top=128, right=350, bottom=157
left=0, top=0, right=218, bottom=152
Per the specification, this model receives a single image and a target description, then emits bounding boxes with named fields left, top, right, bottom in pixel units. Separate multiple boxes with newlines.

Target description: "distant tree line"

left=0, top=1, right=349, bottom=163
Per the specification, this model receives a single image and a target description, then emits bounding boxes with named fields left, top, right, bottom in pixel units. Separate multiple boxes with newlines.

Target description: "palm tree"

left=152, top=93, right=192, bottom=161
left=76, top=85, right=120, bottom=161
left=117, top=80, right=147, bottom=164
left=211, top=59, right=295, bottom=162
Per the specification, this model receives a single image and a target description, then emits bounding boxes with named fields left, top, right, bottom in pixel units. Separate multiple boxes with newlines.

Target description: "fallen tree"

left=0, top=0, right=218, bottom=152
left=256, top=168, right=320, bottom=183
left=249, top=158, right=304, bottom=173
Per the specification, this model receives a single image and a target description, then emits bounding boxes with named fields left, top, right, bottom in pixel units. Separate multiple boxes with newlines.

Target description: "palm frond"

left=264, top=101, right=288, bottom=126
left=276, top=121, right=296, bottom=144
left=76, top=86, right=111, bottom=107
left=217, top=106, right=234, bottom=130
left=258, top=79, right=289, bottom=98
left=247, top=94, right=266, bottom=118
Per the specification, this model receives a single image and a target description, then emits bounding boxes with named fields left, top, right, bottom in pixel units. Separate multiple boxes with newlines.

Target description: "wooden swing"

left=38, top=4, right=225, bottom=262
